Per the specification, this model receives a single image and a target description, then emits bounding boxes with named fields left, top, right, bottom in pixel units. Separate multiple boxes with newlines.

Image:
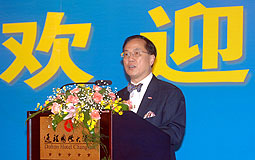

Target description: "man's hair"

left=122, top=35, right=157, bottom=57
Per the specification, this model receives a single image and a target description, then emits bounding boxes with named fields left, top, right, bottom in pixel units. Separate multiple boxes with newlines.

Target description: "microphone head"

left=95, top=80, right=112, bottom=86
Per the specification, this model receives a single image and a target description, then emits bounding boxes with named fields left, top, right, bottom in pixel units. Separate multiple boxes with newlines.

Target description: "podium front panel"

left=27, top=111, right=110, bottom=160
left=112, top=111, right=174, bottom=160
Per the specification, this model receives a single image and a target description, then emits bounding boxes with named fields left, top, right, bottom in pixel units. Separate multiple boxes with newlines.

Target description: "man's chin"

left=126, top=71, right=136, bottom=77
left=126, top=73, right=135, bottom=79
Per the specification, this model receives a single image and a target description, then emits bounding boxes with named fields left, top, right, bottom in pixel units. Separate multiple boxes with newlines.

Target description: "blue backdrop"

left=0, top=0, right=254, bottom=159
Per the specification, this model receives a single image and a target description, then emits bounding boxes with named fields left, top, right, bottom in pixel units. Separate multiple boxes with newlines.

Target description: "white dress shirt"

left=129, top=73, right=153, bottom=113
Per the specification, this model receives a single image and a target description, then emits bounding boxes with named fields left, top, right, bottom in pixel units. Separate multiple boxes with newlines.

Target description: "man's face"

left=123, top=38, right=155, bottom=83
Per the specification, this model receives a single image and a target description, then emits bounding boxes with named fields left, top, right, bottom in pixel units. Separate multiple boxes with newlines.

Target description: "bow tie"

left=127, top=83, right=143, bottom=93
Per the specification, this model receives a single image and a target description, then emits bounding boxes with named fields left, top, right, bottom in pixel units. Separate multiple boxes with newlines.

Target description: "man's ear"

left=150, top=55, right=156, bottom=66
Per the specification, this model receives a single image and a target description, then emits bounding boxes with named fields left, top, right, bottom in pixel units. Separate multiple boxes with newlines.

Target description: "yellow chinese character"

left=1, top=22, right=42, bottom=83
left=24, top=12, right=93, bottom=89
left=171, top=2, right=244, bottom=69
left=146, top=3, right=249, bottom=83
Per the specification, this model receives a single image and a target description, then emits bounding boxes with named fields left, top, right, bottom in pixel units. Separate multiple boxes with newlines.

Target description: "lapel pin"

left=148, top=97, right=152, bottom=99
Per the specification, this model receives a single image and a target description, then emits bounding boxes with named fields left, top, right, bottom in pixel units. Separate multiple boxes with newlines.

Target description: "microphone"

left=95, top=80, right=112, bottom=86
left=60, top=80, right=112, bottom=89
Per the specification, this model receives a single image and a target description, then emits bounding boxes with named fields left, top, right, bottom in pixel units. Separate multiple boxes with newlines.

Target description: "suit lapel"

left=137, top=76, right=158, bottom=117
left=119, top=87, right=130, bottom=101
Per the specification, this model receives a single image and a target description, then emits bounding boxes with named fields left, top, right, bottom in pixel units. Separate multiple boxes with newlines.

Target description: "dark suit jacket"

left=117, top=75, right=186, bottom=151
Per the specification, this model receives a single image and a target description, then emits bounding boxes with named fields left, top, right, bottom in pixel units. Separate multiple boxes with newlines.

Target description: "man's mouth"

left=129, top=65, right=136, bottom=69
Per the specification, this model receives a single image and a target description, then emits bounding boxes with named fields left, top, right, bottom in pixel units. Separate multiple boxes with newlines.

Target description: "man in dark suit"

left=117, top=35, right=186, bottom=153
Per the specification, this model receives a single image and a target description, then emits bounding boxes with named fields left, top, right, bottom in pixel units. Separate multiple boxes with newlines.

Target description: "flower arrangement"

left=27, top=84, right=131, bottom=148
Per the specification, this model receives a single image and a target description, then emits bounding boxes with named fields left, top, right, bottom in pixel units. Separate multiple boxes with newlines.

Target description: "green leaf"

left=25, top=109, right=45, bottom=124
left=52, top=114, right=67, bottom=131
left=119, top=103, right=129, bottom=111
left=99, top=88, right=106, bottom=94
left=84, top=110, right=90, bottom=122
left=55, top=99, right=63, bottom=103
left=46, top=101, right=54, bottom=107
left=65, top=90, right=71, bottom=97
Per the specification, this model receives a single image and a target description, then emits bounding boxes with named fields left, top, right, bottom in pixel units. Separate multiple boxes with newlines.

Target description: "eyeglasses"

left=121, top=49, right=148, bottom=58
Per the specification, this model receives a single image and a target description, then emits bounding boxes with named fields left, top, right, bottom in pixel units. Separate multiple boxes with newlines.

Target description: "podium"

left=27, top=111, right=175, bottom=160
